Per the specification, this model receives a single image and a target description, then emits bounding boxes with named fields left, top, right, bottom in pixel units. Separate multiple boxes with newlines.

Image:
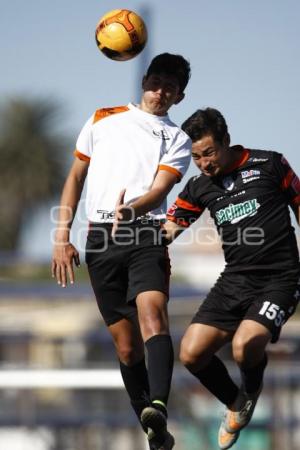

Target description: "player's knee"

left=115, top=343, right=143, bottom=365
left=233, top=332, right=268, bottom=366
left=139, top=310, right=169, bottom=338
left=179, top=341, right=207, bottom=370
left=232, top=338, right=248, bottom=365
left=117, top=348, right=134, bottom=365
left=232, top=337, right=253, bottom=366
left=180, top=348, right=197, bottom=368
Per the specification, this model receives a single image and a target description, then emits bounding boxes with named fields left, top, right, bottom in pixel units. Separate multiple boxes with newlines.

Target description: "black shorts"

left=191, top=267, right=300, bottom=343
left=85, top=222, right=170, bottom=326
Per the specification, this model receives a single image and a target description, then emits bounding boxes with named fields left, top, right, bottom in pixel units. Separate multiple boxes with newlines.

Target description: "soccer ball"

left=95, top=9, right=148, bottom=61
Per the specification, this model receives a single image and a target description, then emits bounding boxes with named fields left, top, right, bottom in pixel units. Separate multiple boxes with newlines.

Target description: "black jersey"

left=167, top=147, right=300, bottom=271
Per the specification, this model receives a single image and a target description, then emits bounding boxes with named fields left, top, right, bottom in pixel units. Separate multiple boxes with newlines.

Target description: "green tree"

left=0, top=98, right=70, bottom=251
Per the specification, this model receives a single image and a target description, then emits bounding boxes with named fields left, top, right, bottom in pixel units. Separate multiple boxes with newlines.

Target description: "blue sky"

left=2, top=0, right=299, bottom=258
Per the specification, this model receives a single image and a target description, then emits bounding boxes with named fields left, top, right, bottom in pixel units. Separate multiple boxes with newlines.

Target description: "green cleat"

left=147, top=429, right=175, bottom=450
left=141, top=406, right=174, bottom=450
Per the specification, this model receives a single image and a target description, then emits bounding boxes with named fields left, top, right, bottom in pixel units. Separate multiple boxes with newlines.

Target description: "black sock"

left=145, top=334, right=174, bottom=414
left=192, top=355, right=239, bottom=406
left=119, top=359, right=150, bottom=430
left=240, top=352, right=268, bottom=394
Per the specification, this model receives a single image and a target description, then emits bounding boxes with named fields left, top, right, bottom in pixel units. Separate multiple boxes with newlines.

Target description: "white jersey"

left=74, top=103, right=191, bottom=222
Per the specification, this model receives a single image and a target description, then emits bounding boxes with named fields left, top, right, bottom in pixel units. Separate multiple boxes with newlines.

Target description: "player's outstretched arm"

left=51, top=158, right=89, bottom=287
left=163, top=220, right=185, bottom=244
left=112, top=170, right=178, bottom=235
left=131, top=170, right=178, bottom=217
left=293, top=205, right=300, bottom=226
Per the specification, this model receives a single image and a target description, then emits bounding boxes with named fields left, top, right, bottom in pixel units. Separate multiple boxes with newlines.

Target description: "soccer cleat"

left=142, top=407, right=174, bottom=450
left=147, top=429, right=175, bottom=450
left=224, top=384, right=263, bottom=433
left=218, top=420, right=240, bottom=450
left=141, top=406, right=167, bottom=434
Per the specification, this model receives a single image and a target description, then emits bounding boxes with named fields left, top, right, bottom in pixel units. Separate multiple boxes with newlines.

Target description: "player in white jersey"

left=52, top=53, right=191, bottom=450
left=75, top=102, right=190, bottom=223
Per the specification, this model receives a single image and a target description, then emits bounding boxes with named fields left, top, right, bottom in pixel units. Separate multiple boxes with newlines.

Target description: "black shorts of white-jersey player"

left=52, top=53, right=192, bottom=450
left=165, top=107, right=300, bottom=449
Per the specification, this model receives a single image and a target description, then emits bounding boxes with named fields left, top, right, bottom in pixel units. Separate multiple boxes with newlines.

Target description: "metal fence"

left=0, top=362, right=300, bottom=450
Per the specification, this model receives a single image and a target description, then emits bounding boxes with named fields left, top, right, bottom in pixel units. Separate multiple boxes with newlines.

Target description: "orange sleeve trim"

left=175, top=197, right=202, bottom=212
left=166, top=215, right=190, bottom=228
left=93, top=106, right=129, bottom=124
left=292, top=194, right=300, bottom=205
left=74, top=149, right=90, bottom=162
left=158, top=165, right=182, bottom=179
left=281, top=169, right=294, bottom=190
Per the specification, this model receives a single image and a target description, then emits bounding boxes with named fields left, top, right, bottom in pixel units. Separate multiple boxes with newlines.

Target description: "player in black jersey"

left=165, top=108, right=300, bottom=449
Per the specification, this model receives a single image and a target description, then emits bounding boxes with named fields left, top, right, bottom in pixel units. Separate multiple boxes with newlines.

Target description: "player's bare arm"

left=163, top=220, right=185, bottom=244
left=52, top=158, right=89, bottom=287
left=112, top=170, right=178, bottom=235
left=292, top=204, right=300, bottom=225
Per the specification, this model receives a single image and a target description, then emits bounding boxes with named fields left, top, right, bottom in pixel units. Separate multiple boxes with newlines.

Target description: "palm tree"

left=0, top=98, right=70, bottom=251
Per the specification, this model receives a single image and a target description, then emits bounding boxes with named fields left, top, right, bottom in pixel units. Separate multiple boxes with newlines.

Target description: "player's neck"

left=223, top=146, right=248, bottom=173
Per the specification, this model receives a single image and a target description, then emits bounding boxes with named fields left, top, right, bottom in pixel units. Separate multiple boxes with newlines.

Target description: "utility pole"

left=135, top=5, right=152, bottom=102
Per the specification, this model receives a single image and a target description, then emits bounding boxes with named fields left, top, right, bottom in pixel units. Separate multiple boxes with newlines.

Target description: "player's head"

left=182, top=108, right=229, bottom=145
left=145, top=53, right=191, bottom=94
left=141, top=53, right=191, bottom=115
left=182, top=108, right=231, bottom=177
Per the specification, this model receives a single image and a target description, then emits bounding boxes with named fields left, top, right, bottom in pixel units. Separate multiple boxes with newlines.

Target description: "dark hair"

left=182, top=108, right=229, bottom=144
left=145, top=53, right=191, bottom=93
